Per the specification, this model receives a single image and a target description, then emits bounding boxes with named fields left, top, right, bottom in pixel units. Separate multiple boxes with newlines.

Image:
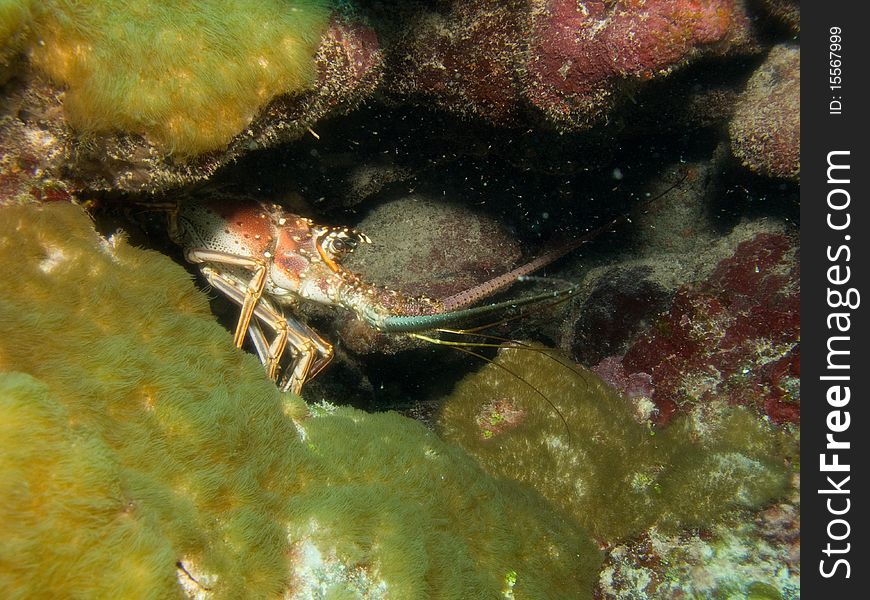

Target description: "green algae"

left=291, top=405, right=600, bottom=599
left=437, top=345, right=797, bottom=542
left=0, top=203, right=601, bottom=598
left=1, top=0, right=332, bottom=154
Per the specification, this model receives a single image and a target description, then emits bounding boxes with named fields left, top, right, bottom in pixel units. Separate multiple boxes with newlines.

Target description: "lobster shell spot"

left=273, top=252, right=306, bottom=288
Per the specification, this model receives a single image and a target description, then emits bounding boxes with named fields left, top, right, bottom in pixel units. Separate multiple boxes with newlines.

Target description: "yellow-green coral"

left=0, top=203, right=305, bottom=597
left=2, top=0, right=332, bottom=154
left=0, top=203, right=601, bottom=598
left=288, top=407, right=601, bottom=599
left=0, top=0, right=32, bottom=72
left=438, top=346, right=797, bottom=542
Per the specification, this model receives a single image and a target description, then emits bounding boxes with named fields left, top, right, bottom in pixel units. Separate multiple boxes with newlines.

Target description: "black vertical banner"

left=802, top=2, right=870, bottom=596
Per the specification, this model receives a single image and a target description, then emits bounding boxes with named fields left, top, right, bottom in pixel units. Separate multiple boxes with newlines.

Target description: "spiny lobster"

left=170, top=199, right=594, bottom=395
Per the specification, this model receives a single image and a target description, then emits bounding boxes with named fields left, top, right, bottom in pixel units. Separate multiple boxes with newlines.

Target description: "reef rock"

left=729, top=44, right=800, bottom=180
left=391, top=0, right=759, bottom=128
left=598, top=476, right=800, bottom=598
left=344, top=195, right=522, bottom=302
left=606, top=229, right=800, bottom=425
left=438, top=345, right=796, bottom=544
left=335, top=195, right=523, bottom=354
left=0, top=4, right=383, bottom=192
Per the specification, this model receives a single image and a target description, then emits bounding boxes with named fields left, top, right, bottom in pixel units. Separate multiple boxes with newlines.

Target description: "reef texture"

left=598, top=476, right=800, bottom=598
left=437, top=346, right=798, bottom=597
left=0, top=1, right=798, bottom=196
left=392, top=0, right=758, bottom=128
left=729, top=44, right=800, bottom=180
left=344, top=195, right=522, bottom=301
left=594, top=229, right=801, bottom=426
left=0, top=101, right=74, bottom=207
left=0, top=202, right=602, bottom=599
left=756, top=0, right=800, bottom=34
left=438, top=346, right=795, bottom=544
left=331, top=195, right=523, bottom=355
left=558, top=161, right=763, bottom=364
left=0, top=5, right=383, bottom=192
left=4, top=0, right=333, bottom=155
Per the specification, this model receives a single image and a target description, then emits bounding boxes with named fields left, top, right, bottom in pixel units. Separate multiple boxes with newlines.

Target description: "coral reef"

left=0, top=8, right=383, bottom=192
left=437, top=346, right=796, bottom=543
left=0, top=0, right=801, bottom=592
left=729, top=44, right=800, bottom=180
left=616, top=231, right=800, bottom=425
left=525, top=0, right=757, bottom=128
left=0, top=202, right=602, bottom=598
left=286, top=405, right=601, bottom=599
left=390, top=1, right=526, bottom=123
left=598, top=476, right=800, bottom=597
left=391, top=0, right=758, bottom=128
left=556, top=161, right=774, bottom=366
left=540, top=157, right=800, bottom=428
left=0, top=108, right=73, bottom=207
left=1, top=1, right=797, bottom=195
left=9, top=0, right=331, bottom=155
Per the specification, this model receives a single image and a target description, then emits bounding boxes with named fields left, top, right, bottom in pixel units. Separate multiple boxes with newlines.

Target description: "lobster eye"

left=316, top=227, right=370, bottom=266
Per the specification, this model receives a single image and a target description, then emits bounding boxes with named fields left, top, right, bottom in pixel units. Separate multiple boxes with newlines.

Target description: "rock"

left=391, top=0, right=760, bottom=129
left=0, top=10, right=383, bottom=193
left=615, top=230, right=800, bottom=425
left=729, top=44, right=800, bottom=180
left=336, top=195, right=522, bottom=354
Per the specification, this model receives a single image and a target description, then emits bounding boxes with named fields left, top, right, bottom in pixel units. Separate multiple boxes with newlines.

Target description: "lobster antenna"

left=377, top=284, right=580, bottom=332
left=436, top=280, right=581, bottom=335
left=436, top=330, right=593, bottom=390
left=438, top=166, right=689, bottom=313
left=410, top=333, right=573, bottom=441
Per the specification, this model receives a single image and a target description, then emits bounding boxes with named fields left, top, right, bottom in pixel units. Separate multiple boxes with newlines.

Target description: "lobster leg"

left=199, top=265, right=333, bottom=395
left=199, top=265, right=285, bottom=374
left=247, top=296, right=334, bottom=394
left=250, top=323, right=283, bottom=380
left=245, top=307, right=289, bottom=381
left=185, top=248, right=268, bottom=349
left=247, top=303, right=334, bottom=395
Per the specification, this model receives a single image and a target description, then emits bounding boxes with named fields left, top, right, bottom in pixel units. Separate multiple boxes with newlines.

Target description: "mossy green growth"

left=0, top=203, right=601, bottom=598
left=0, top=0, right=33, bottom=71
left=437, top=346, right=797, bottom=542
left=0, top=203, right=307, bottom=598
left=289, top=406, right=601, bottom=599
left=2, top=0, right=332, bottom=154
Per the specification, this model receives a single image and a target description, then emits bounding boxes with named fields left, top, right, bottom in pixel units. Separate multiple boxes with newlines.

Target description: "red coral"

left=390, top=0, right=756, bottom=128
left=621, top=233, right=799, bottom=424
left=391, top=1, right=525, bottom=121
left=523, top=0, right=754, bottom=126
